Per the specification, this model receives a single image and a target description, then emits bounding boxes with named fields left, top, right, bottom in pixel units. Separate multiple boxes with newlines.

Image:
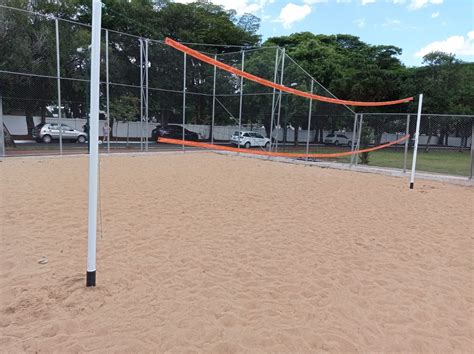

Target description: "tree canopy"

left=0, top=0, right=262, bottom=132
left=265, top=33, right=473, bottom=115
left=0, top=0, right=472, bottom=140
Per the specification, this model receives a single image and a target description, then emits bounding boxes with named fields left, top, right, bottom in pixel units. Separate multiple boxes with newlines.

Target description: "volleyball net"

left=158, top=135, right=410, bottom=158
left=160, top=38, right=415, bottom=160
left=165, top=38, right=414, bottom=107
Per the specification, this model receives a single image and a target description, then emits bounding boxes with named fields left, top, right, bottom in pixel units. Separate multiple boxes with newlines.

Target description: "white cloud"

left=354, top=18, right=366, bottom=27
left=276, top=3, right=312, bottom=29
left=415, top=31, right=474, bottom=57
left=173, top=0, right=273, bottom=15
left=361, top=0, right=376, bottom=5
left=408, top=0, right=443, bottom=10
left=303, top=0, right=328, bottom=4
left=382, top=18, right=401, bottom=27
left=431, top=11, right=439, bottom=18
left=392, top=0, right=444, bottom=9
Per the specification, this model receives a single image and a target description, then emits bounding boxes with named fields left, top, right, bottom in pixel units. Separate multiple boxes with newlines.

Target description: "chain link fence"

left=1, top=5, right=473, bottom=179
left=339, top=113, right=473, bottom=177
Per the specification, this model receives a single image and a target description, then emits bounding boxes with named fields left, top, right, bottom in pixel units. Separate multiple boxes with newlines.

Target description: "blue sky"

left=176, top=0, right=474, bottom=67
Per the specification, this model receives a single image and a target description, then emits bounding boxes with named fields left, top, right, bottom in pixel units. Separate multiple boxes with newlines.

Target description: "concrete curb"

left=214, top=151, right=474, bottom=187
left=2, top=149, right=472, bottom=187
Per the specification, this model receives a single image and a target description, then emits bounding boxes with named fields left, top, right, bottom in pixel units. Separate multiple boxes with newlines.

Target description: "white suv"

left=230, top=131, right=270, bottom=148
left=324, top=133, right=352, bottom=146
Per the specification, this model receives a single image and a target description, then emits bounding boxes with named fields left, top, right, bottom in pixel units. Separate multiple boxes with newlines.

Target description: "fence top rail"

left=214, top=46, right=280, bottom=56
left=186, top=43, right=279, bottom=51
left=0, top=4, right=163, bottom=43
left=361, top=112, right=474, bottom=118
left=1, top=4, right=271, bottom=52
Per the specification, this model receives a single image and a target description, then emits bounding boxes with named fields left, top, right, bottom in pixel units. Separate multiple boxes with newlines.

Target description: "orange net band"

left=157, top=134, right=410, bottom=158
left=165, top=38, right=414, bottom=107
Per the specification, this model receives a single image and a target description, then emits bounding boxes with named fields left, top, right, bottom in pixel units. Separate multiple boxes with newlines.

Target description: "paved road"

left=3, top=141, right=209, bottom=157
left=4, top=140, right=335, bottom=157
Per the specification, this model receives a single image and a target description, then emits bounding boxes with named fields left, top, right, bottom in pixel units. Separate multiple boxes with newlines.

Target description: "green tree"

left=1, top=0, right=262, bottom=139
left=402, top=51, right=474, bottom=150
left=0, top=0, right=57, bottom=134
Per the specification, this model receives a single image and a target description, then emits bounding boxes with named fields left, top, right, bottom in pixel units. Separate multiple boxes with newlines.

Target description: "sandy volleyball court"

left=1, top=152, right=473, bottom=352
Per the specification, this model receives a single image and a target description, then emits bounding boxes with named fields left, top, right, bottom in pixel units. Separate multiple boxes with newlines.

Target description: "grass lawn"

left=7, top=142, right=471, bottom=177
left=278, top=145, right=472, bottom=177
left=369, top=149, right=470, bottom=176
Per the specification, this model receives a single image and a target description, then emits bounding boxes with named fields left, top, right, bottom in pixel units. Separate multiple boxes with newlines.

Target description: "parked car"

left=152, top=124, right=199, bottom=142
left=230, top=131, right=270, bottom=148
left=324, top=133, right=352, bottom=146
left=32, top=123, right=87, bottom=143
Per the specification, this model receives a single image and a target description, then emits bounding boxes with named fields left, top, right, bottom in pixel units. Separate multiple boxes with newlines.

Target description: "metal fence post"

left=238, top=50, right=245, bottom=149
left=350, top=113, right=358, bottom=166
left=269, top=47, right=279, bottom=152
left=105, top=30, right=110, bottom=154
left=126, top=121, right=129, bottom=147
left=211, top=54, right=217, bottom=144
left=0, top=96, right=4, bottom=157
left=55, top=19, right=63, bottom=155
left=139, top=38, right=144, bottom=151
left=403, top=114, right=411, bottom=173
left=470, top=119, right=474, bottom=179
left=355, top=113, right=364, bottom=166
left=182, top=52, right=187, bottom=151
left=305, top=80, right=314, bottom=160
left=145, top=39, right=149, bottom=152
left=275, top=48, right=286, bottom=152
left=410, top=94, right=423, bottom=189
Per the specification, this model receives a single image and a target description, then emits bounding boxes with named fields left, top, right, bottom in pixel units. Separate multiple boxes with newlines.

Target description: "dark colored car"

left=152, top=125, right=199, bottom=142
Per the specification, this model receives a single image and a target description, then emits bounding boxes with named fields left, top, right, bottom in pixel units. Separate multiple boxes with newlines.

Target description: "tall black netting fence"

left=351, top=113, right=412, bottom=170
left=1, top=72, right=61, bottom=154
left=343, top=113, right=473, bottom=177
left=213, top=50, right=249, bottom=145
left=273, top=50, right=355, bottom=158
left=1, top=5, right=472, bottom=180
left=410, top=114, right=472, bottom=176
left=0, top=8, right=57, bottom=77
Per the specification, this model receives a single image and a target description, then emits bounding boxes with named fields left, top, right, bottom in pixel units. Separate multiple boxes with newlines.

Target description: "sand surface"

left=1, top=152, right=473, bottom=352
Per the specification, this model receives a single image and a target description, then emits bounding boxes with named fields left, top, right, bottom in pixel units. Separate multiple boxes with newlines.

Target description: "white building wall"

left=3, top=115, right=472, bottom=147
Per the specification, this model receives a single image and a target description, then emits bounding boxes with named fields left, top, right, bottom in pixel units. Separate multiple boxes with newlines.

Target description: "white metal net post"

left=410, top=94, right=423, bottom=189
left=86, top=0, right=102, bottom=287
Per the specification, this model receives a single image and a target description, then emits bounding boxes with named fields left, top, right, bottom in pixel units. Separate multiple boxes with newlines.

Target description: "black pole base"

left=86, top=271, right=96, bottom=287
left=409, top=182, right=414, bottom=189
